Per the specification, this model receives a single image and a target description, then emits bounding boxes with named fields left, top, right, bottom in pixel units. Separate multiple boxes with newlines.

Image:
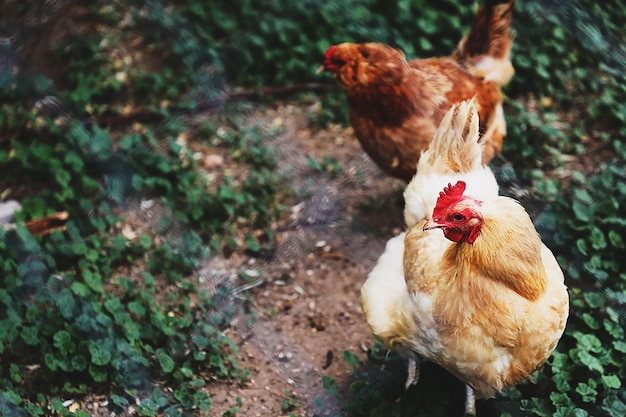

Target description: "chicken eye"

left=452, top=213, right=465, bottom=222
left=332, top=58, right=346, bottom=67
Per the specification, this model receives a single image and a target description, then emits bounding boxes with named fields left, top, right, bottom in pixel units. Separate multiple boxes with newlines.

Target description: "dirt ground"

left=203, top=102, right=406, bottom=417
left=32, top=100, right=402, bottom=417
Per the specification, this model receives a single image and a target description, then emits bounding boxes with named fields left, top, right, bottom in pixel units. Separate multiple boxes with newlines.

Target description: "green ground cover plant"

left=1, top=0, right=624, bottom=415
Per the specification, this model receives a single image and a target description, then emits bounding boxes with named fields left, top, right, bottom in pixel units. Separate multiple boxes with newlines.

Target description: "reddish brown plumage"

left=320, top=0, right=516, bottom=182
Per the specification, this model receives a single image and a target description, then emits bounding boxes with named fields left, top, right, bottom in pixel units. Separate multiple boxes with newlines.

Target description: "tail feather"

left=403, top=99, right=499, bottom=227
left=457, top=0, right=516, bottom=60
left=454, top=0, right=516, bottom=86
left=417, top=98, right=482, bottom=176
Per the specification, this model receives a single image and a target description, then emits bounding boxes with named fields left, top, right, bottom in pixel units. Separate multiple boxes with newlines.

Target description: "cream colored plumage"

left=405, top=194, right=569, bottom=398
left=363, top=99, right=498, bottom=355
left=360, top=100, right=569, bottom=413
left=403, top=98, right=499, bottom=227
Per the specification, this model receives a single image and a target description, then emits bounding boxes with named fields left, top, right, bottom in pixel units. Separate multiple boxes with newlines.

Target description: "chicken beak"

left=315, top=64, right=326, bottom=74
left=423, top=218, right=444, bottom=231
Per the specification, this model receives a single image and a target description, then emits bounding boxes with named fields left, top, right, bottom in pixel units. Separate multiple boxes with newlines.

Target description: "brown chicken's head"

left=320, top=45, right=342, bottom=73
left=317, top=43, right=407, bottom=87
left=423, top=181, right=484, bottom=244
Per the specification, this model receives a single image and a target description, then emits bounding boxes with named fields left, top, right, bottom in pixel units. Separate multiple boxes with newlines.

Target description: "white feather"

left=403, top=99, right=500, bottom=227
left=360, top=233, right=407, bottom=336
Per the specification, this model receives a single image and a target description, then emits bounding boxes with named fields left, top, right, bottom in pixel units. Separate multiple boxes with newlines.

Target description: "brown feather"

left=321, top=0, right=515, bottom=182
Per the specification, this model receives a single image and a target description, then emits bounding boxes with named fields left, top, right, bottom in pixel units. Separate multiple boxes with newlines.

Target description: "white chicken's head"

left=423, top=181, right=484, bottom=244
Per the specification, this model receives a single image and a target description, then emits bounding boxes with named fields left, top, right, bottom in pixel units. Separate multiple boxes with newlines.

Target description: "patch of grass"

left=1, top=3, right=283, bottom=414
left=307, top=155, right=344, bottom=179
left=522, top=139, right=626, bottom=417
left=0, top=111, right=268, bottom=414
left=280, top=389, right=300, bottom=414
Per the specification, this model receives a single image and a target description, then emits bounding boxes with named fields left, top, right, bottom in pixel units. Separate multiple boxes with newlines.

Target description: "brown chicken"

left=318, top=0, right=516, bottom=182
left=361, top=101, right=569, bottom=415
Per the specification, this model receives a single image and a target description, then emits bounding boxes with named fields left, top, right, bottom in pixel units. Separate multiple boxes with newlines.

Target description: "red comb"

left=324, top=45, right=337, bottom=61
left=432, top=181, right=467, bottom=219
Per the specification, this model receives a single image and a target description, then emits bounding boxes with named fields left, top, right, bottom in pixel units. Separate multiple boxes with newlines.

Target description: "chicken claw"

left=404, top=356, right=421, bottom=390
left=464, top=384, right=476, bottom=416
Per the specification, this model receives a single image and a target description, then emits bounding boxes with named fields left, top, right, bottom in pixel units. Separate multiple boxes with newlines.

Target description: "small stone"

left=140, top=199, right=154, bottom=210
left=0, top=200, right=21, bottom=224
left=204, top=154, right=224, bottom=169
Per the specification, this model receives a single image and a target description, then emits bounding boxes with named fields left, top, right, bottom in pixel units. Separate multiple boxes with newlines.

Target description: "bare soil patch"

left=203, top=102, right=406, bottom=417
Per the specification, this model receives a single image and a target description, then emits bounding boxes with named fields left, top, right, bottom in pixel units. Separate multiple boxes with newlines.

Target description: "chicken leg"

left=464, top=384, right=477, bottom=416
left=406, top=357, right=476, bottom=417
left=405, top=356, right=422, bottom=390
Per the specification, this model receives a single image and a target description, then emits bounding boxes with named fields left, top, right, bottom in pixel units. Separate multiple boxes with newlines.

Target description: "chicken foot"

left=404, top=358, right=476, bottom=416
left=404, top=356, right=422, bottom=390
left=464, top=384, right=476, bottom=416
